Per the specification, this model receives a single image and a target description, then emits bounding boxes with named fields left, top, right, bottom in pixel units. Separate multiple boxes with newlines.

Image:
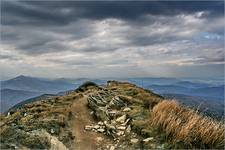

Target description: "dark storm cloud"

left=1, top=1, right=72, bottom=25
left=1, top=1, right=224, bottom=79
left=1, top=1, right=224, bottom=26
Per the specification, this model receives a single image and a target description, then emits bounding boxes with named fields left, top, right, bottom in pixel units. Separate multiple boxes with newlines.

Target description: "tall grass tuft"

left=150, top=100, right=225, bottom=149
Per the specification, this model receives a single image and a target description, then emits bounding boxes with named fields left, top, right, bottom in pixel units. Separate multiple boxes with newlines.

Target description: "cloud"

left=2, top=1, right=223, bottom=26
left=0, top=1, right=224, bottom=79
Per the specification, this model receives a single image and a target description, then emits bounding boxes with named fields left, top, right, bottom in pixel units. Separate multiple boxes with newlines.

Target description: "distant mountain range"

left=147, top=84, right=224, bottom=101
left=6, top=94, right=56, bottom=113
left=0, top=75, right=77, bottom=113
left=1, top=75, right=76, bottom=93
left=0, top=75, right=224, bottom=118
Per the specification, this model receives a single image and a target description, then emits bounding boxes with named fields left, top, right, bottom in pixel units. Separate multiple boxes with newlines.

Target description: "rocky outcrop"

left=86, top=88, right=154, bottom=149
left=84, top=81, right=167, bottom=149
left=86, top=90, right=140, bottom=148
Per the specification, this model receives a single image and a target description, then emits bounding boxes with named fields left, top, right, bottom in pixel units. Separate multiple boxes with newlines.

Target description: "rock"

left=93, top=125, right=100, bottom=129
left=95, top=107, right=109, bottom=121
left=123, top=107, right=131, bottom=112
left=104, top=122, right=117, bottom=137
left=116, top=131, right=124, bottom=136
left=143, top=137, right=154, bottom=142
left=109, top=100, right=115, bottom=107
left=111, top=120, right=116, bottom=125
left=130, top=138, right=139, bottom=144
left=84, top=125, right=93, bottom=131
left=105, top=123, right=116, bottom=130
left=91, top=96, right=107, bottom=106
left=98, top=121, right=104, bottom=126
left=109, top=145, right=115, bottom=150
left=121, top=118, right=130, bottom=126
left=157, top=144, right=164, bottom=149
left=114, top=96, right=120, bottom=101
left=116, top=115, right=126, bottom=123
left=126, top=125, right=131, bottom=133
left=96, top=137, right=103, bottom=143
left=44, top=131, right=68, bottom=150
left=50, top=129, right=55, bottom=134
left=24, top=113, right=27, bottom=117
left=87, top=94, right=110, bottom=121
left=117, top=126, right=126, bottom=130
left=97, top=128, right=105, bottom=133
left=112, top=96, right=126, bottom=108
left=108, top=110, right=117, bottom=116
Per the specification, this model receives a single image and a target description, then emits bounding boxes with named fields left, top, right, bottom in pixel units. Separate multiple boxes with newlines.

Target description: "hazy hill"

left=0, top=89, right=42, bottom=113
left=0, top=75, right=77, bottom=113
left=173, top=81, right=212, bottom=88
left=147, top=84, right=189, bottom=94
left=6, top=94, right=55, bottom=114
left=147, top=84, right=224, bottom=100
left=126, top=77, right=180, bottom=86
left=1, top=75, right=76, bottom=94
left=193, top=85, right=224, bottom=100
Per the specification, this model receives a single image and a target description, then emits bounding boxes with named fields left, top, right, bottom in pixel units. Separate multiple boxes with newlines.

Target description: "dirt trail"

left=70, top=94, right=114, bottom=150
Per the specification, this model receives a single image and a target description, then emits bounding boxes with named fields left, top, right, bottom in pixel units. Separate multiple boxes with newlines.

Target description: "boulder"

left=84, top=125, right=93, bottom=131
left=109, top=145, right=115, bottom=150
left=117, top=126, right=126, bottom=130
left=121, top=118, right=130, bottom=126
left=116, top=115, right=126, bottom=123
left=97, top=128, right=105, bottom=133
left=130, top=138, right=139, bottom=144
left=96, top=137, right=103, bottom=143
left=93, top=125, right=100, bottom=129
left=112, top=96, right=126, bottom=108
left=50, top=129, right=55, bottom=134
left=105, top=123, right=116, bottom=130
left=126, top=125, right=131, bottom=133
left=123, top=107, right=131, bottom=112
left=98, top=121, right=104, bottom=126
left=143, top=137, right=154, bottom=142
left=116, top=131, right=124, bottom=136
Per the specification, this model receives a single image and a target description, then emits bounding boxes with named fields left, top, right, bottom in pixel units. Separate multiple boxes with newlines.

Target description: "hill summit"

left=0, top=81, right=224, bottom=149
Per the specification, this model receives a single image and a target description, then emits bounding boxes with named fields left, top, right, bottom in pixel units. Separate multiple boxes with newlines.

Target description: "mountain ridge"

left=0, top=81, right=224, bottom=149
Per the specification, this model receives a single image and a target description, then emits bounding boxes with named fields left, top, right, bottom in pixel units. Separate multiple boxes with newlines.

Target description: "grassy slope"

left=0, top=81, right=224, bottom=149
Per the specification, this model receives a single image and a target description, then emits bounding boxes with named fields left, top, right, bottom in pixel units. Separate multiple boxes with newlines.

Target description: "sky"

left=1, top=1, right=224, bottom=80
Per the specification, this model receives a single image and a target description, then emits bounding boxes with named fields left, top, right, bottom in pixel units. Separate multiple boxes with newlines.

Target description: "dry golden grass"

left=150, top=100, right=225, bottom=148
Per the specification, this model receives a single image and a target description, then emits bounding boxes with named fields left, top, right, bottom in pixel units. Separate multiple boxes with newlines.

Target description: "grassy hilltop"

left=0, top=81, right=224, bottom=149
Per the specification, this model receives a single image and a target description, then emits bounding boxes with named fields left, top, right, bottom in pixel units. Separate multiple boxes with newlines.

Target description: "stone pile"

left=84, top=114, right=131, bottom=139
left=87, top=91, right=128, bottom=121
left=86, top=90, right=157, bottom=149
